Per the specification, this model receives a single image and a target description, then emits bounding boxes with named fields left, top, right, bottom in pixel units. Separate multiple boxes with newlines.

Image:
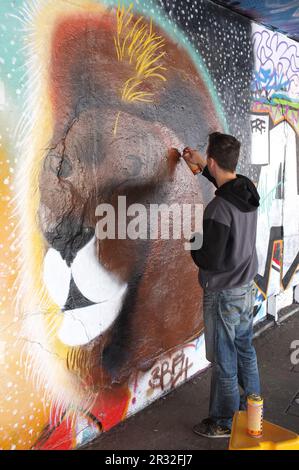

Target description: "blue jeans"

left=203, top=281, right=261, bottom=429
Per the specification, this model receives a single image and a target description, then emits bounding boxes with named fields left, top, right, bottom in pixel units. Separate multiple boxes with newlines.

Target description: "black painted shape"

left=254, top=226, right=283, bottom=294
left=102, top=243, right=150, bottom=383
left=63, top=276, right=96, bottom=312
left=45, top=220, right=95, bottom=267
left=102, top=276, right=139, bottom=383
left=285, top=391, right=299, bottom=418
left=255, top=225, right=299, bottom=294
left=282, top=250, right=299, bottom=291
left=275, top=162, right=284, bottom=200
left=253, top=304, right=260, bottom=318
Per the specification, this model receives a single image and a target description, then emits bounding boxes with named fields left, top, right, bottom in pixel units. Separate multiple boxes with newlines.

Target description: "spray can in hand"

left=182, top=147, right=203, bottom=175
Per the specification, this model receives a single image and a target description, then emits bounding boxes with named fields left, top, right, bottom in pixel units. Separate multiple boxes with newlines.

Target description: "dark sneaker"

left=193, top=418, right=231, bottom=439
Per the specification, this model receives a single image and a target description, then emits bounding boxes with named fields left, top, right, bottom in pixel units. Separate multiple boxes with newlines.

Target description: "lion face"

left=39, top=108, right=184, bottom=347
left=20, top=3, right=221, bottom=400
left=37, top=103, right=205, bottom=388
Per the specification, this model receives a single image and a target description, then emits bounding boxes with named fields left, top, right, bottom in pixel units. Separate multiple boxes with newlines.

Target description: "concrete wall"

left=0, top=0, right=298, bottom=450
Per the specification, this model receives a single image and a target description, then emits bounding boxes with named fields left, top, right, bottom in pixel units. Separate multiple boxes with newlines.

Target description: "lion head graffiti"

left=15, top=0, right=223, bottom=436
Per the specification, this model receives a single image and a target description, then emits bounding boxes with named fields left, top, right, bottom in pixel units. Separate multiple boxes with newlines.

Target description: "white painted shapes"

left=267, top=287, right=294, bottom=320
left=252, top=23, right=299, bottom=102
left=267, top=257, right=282, bottom=298
left=75, top=415, right=100, bottom=446
left=43, top=248, right=71, bottom=308
left=127, top=334, right=210, bottom=417
left=72, top=237, right=126, bottom=304
left=281, top=123, right=299, bottom=285
left=283, top=235, right=299, bottom=289
left=57, top=285, right=127, bottom=347
left=43, top=237, right=128, bottom=346
left=256, top=122, right=285, bottom=277
left=250, top=114, right=269, bottom=165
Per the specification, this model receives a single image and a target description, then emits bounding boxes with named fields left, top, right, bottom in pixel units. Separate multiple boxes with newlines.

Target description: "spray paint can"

left=187, top=162, right=202, bottom=175
left=247, top=394, right=263, bottom=438
left=182, top=148, right=202, bottom=175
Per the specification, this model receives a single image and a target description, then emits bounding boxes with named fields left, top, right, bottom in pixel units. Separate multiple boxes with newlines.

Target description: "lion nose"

left=45, top=218, right=95, bottom=266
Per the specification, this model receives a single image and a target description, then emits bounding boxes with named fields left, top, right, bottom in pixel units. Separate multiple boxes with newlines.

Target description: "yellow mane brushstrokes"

left=114, top=2, right=167, bottom=103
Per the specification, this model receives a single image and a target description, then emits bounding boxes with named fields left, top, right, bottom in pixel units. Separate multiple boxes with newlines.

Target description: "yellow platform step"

left=229, top=411, right=299, bottom=450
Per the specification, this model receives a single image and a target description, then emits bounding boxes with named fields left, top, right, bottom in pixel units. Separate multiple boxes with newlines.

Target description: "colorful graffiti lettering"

left=252, top=29, right=299, bottom=105
left=252, top=24, right=299, bottom=305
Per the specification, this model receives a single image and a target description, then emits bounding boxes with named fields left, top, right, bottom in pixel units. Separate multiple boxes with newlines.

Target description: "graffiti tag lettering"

left=148, top=350, right=193, bottom=391
left=251, top=118, right=267, bottom=134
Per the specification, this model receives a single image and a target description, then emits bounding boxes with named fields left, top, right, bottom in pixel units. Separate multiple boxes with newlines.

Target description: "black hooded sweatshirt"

left=190, top=166, right=260, bottom=291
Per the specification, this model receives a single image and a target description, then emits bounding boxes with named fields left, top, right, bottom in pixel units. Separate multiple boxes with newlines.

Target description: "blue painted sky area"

left=0, top=1, right=26, bottom=104
left=0, top=1, right=28, bottom=160
left=212, top=0, right=299, bottom=41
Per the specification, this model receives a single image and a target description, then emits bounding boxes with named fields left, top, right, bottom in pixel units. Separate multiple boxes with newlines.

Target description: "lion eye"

left=45, top=153, right=73, bottom=178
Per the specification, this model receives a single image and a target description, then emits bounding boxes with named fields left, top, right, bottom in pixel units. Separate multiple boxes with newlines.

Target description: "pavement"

left=82, top=307, right=299, bottom=450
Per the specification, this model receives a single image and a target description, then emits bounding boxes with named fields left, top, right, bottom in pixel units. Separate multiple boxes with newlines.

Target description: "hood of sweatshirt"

left=215, top=174, right=260, bottom=213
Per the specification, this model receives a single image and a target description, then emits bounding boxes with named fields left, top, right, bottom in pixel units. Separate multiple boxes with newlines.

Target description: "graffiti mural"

left=0, top=0, right=226, bottom=450
left=251, top=24, right=299, bottom=315
left=0, top=0, right=298, bottom=450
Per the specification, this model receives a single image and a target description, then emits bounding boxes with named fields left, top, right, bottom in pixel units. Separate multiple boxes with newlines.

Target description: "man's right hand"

left=182, top=147, right=206, bottom=172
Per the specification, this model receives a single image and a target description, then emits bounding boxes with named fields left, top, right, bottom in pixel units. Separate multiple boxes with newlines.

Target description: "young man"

left=183, top=132, right=261, bottom=438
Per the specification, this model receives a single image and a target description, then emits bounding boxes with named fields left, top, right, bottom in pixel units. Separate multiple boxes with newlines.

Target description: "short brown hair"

left=207, top=132, right=241, bottom=172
